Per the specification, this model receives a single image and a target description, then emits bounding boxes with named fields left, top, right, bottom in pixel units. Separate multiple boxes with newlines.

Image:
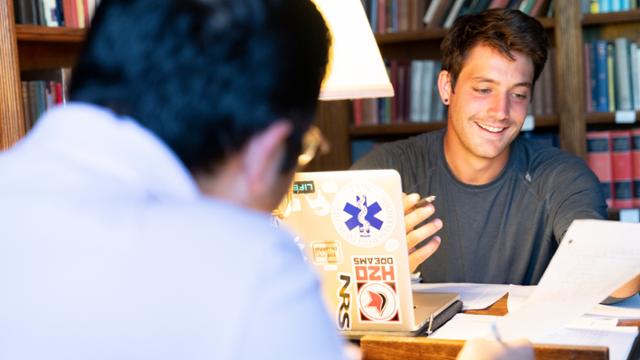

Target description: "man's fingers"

left=403, top=192, right=421, bottom=213
left=409, top=236, right=441, bottom=273
left=407, top=218, right=442, bottom=249
left=405, top=204, right=436, bottom=232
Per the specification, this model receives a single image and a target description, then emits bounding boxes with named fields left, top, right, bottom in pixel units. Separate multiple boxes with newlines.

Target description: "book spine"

left=632, top=128, right=640, bottom=208
left=377, top=0, right=386, bottom=33
left=614, top=37, right=633, bottom=110
left=593, top=40, right=609, bottom=112
left=584, top=42, right=594, bottom=113
left=631, top=42, right=640, bottom=111
left=611, top=130, right=634, bottom=209
left=409, top=60, right=423, bottom=123
left=606, top=42, right=616, bottom=112
left=586, top=130, right=614, bottom=208
left=421, top=60, right=435, bottom=122
left=352, top=99, right=363, bottom=127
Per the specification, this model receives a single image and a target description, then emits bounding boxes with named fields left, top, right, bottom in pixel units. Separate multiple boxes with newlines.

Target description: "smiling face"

left=439, top=44, right=534, bottom=184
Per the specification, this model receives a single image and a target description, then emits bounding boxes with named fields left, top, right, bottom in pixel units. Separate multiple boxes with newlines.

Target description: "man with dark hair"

left=0, top=0, right=345, bottom=358
left=353, top=8, right=615, bottom=288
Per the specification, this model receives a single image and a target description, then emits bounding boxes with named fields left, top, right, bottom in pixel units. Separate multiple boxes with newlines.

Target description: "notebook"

left=277, top=169, right=460, bottom=337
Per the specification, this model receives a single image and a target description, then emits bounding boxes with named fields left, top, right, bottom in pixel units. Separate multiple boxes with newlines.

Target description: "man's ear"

left=242, top=120, right=293, bottom=200
left=437, top=70, right=453, bottom=105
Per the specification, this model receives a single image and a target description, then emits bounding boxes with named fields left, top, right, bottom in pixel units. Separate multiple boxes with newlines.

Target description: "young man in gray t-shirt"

left=354, top=9, right=631, bottom=293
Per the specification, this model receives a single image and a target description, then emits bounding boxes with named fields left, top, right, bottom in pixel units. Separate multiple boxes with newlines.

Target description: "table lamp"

left=274, top=0, right=394, bottom=219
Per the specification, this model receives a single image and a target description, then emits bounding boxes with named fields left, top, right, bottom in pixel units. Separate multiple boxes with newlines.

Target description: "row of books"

left=587, top=129, right=640, bottom=209
left=362, top=0, right=554, bottom=34
left=13, top=0, right=100, bottom=27
left=352, top=50, right=557, bottom=127
left=352, top=60, right=445, bottom=126
left=584, top=38, right=640, bottom=113
left=21, top=68, right=71, bottom=129
left=580, top=0, right=640, bottom=13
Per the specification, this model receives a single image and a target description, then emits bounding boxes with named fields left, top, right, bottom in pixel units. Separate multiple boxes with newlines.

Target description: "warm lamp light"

left=311, top=0, right=394, bottom=100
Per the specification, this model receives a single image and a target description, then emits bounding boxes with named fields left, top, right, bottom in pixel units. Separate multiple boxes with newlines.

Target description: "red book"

left=377, top=0, right=386, bottom=34
left=54, top=82, right=63, bottom=104
left=611, top=130, right=634, bottom=209
left=62, top=0, right=73, bottom=27
left=586, top=130, right=613, bottom=208
left=632, top=128, right=640, bottom=208
left=352, top=99, right=362, bottom=126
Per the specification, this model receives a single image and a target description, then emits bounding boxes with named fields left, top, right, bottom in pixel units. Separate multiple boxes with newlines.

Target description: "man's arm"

left=548, top=157, right=640, bottom=299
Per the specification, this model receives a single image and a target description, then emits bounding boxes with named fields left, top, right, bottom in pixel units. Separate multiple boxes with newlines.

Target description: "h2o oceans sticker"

left=353, top=256, right=400, bottom=322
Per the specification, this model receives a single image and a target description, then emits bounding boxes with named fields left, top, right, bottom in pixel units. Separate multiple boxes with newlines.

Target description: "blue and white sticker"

left=331, top=181, right=395, bottom=248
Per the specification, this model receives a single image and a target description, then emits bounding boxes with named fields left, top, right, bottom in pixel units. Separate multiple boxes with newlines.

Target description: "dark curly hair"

left=441, top=8, right=548, bottom=92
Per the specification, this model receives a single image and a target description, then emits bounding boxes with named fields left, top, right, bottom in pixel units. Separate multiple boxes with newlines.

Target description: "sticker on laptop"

left=336, top=273, right=352, bottom=330
left=331, top=181, right=396, bottom=248
left=311, top=241, right=342, bottom=265
left=353, top=256, right=400, bottom=323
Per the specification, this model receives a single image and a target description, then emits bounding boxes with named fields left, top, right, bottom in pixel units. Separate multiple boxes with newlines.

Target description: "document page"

left=509, top=286, right=640, bottom=320
left=495, top=220, right=640, bottom=341
left=430, top=314, right=638, bottom=360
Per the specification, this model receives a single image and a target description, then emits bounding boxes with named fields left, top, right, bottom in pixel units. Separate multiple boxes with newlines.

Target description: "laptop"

left=276, top=169, right=459, bottom=337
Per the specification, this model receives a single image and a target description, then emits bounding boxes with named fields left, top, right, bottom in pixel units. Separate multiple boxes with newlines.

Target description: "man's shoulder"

left=143, top=199, right=292, bottom=253
left=352, top=129, right=443, bottom=170
left=514, top=136, right=588, bottom=174
left=512, top=136, right=601, bottom=199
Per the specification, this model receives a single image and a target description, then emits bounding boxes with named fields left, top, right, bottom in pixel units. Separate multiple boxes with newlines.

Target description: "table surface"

left=359, top=293, right=640, bottom=360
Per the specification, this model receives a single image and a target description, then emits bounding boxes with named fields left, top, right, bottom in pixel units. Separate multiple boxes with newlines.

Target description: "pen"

left=415, top=195, right=436, bottom=208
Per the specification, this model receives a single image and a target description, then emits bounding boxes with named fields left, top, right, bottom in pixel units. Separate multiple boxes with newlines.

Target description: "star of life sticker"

left=331, top=181, right=395, bottom=248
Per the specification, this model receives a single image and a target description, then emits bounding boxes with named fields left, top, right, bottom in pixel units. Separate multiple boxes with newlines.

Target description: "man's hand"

left=403, top=192, right=443, bottom=273
left=457, top=338, right=534, bottom=360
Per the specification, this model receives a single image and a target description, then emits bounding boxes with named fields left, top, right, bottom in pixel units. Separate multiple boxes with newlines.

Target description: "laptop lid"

left=277, top=169, right=457, bottom=335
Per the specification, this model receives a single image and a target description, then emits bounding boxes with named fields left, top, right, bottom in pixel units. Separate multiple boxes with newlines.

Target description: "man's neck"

left=443, top=134, right=510, bottom=186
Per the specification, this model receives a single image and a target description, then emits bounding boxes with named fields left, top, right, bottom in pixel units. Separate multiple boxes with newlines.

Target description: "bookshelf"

left=0, top=1, right=639, bottom=177
left=306, top=2, right=640, bottom=173
left=0, top=0, right=85, bottom=150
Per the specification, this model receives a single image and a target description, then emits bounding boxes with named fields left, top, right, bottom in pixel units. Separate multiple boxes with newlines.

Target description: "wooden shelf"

left=586, top=111, right=640, bottom=125
left=16, top=24, right=86, bottom=43
left=15, top=25, right=86, bottom=71
left=350, top=115, right=560, bottom=139
left=582, top=9, right=640, bottom=26
left=374, top=17, right=554, bottom=45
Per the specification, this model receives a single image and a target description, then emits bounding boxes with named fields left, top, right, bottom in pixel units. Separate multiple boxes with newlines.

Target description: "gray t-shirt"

left=352, top=129, right=607, bottom=285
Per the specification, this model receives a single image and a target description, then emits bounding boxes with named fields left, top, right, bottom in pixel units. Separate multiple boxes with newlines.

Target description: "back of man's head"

left=69, top=0, right=330, bottom=175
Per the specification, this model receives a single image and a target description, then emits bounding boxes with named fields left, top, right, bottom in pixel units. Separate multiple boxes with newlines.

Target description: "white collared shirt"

left=0, top=103, right=344, bottom=359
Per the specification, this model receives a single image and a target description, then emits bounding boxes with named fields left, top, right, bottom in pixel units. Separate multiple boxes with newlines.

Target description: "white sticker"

left=521, top=115, right=535, bottom=131
left=331, top=181, right=396, bottom=248
left=615, top=110, right=636, bottom=124
left=619, top=209, right=640, bottom=223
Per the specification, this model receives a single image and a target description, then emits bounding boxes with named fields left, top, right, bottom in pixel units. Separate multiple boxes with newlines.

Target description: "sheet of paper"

left=430, top=314, right=639, bottom=360
left=495, top=220, right=640, bottom=341
left=412, top=283, right=508, bottom=310
left=509, top=286, right=640, bottom=319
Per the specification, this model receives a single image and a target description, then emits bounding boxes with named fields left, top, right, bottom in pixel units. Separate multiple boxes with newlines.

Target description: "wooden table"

left=360, top=294, right=640, bottom=360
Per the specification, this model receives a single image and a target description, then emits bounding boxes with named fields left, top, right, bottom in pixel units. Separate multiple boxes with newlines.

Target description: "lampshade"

left=311, top=0, right=395, bottom=100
